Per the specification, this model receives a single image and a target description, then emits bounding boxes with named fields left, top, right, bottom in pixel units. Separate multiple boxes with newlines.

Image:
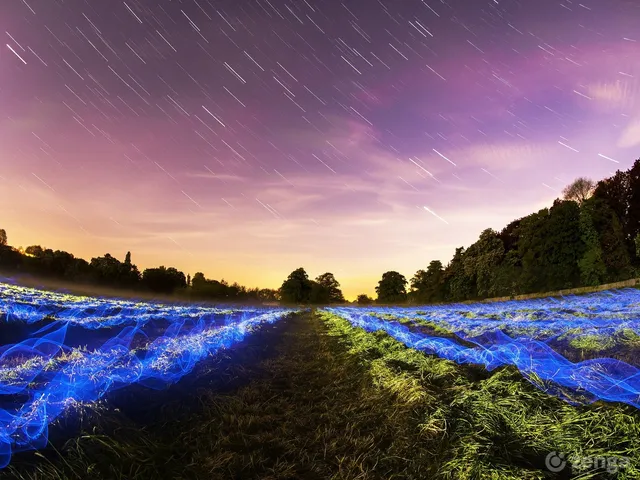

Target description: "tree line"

left=2, top=157, right=639, bottom=306
left=366, top=158, right=640, bottom=305
left=0, top=240, right=278, bottom=303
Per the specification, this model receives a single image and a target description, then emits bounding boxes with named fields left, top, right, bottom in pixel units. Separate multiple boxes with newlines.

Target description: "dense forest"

left=367, top=158, right=640, bottom=305
left=1, top=158, right=639, bottom=305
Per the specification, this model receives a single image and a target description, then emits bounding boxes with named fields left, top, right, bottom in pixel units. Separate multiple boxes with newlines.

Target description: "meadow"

left=1, top=282, right=639, bottom=479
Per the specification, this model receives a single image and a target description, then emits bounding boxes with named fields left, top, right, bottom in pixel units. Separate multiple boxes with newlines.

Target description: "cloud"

left=184, top=172, right=248, bottom=182
left=618, top=118, right=640, bottom=148
left=586, top=80, right=638, bottom=110
left=440, top=141, right=555, bottom=172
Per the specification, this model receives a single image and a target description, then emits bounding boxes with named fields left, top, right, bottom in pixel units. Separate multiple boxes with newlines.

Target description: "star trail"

left=1, top=0, right=639, bottom=298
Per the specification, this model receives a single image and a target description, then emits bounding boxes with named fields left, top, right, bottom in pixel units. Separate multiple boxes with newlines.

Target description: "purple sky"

left=1, top=0, right=639, bottom=299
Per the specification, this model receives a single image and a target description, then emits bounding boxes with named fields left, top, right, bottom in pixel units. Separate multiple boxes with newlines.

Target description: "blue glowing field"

left=325, top=288, right=640, bottom=411
left=0, top=282, right=295, bottom=469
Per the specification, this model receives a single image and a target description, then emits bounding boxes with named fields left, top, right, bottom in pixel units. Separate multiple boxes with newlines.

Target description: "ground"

left=2, top=311, right=640, bottom=479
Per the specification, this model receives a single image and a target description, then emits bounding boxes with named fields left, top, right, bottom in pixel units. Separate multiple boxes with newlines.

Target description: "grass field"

left=2, top=310, right=639, bottom=479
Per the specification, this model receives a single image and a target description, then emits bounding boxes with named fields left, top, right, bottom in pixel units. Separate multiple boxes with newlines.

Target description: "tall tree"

left=593, top=168, right=631, bottom=243
left=546, top=200, right=585, bottom=289
left=578, top=207, right=606, bottom=286
left=443, top=247, right=476, bottom=301
left=582, top=197, right=632, bottom=282
left=498, top=219, right=522, bottom=253
left=519, top=201, right=584, bottom=292
left=410, top=260, right=444, bottom=304
left=0, top=229, right=6, bottom=246
left=493, top=250, right=522, bottom=297
left=626, top=159, right=640, bottom=255
left=279, top=267, right=313, bottom=304
left=518, top=209, right=552, bottom=293
left=316, top=272, right=344, bottom=303
left=375, top=271, right=407, bottom=304
left=89, top=254, right=123, bottom=285
left=562, top=177, right=595, bottom=204
left=0, top=244, right=21, bottom=270
left=463, top=229, right=505, bottom=298
left=192, top=272, right=206, bottom=286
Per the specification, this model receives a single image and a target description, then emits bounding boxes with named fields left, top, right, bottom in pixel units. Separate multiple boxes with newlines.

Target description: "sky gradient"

left=1, top=0, right=640, bottom=299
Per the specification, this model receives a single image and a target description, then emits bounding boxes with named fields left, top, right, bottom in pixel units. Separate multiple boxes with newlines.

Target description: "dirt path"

left=183, top=311, right=427, bottom=480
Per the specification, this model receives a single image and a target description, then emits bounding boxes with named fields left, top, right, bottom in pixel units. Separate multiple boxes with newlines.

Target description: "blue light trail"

left=0, top=282, right=295, bottom=469
left=325, top=289, right=640, bottom=411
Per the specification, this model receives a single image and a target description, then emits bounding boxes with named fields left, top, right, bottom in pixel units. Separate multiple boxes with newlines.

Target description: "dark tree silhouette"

left=563, top=177, right=595, bottom=204
left=442, top=247, right=475, bottom=301
left=0, top=229, right=6, bottom=246
left=279, top=268, right=313, bottom=304
left=356, top=294, right=374, bottom=305
left=375, top=271, right=407, bottom=304
left=410, top=260, right=444, bottom=303
left=313, top=272, right=345, bottom=304
left=258, top=288, right=279, bottom=302
left=25, top=245, right=44, bottom=257
left=141, top=266, right=187, bottom=294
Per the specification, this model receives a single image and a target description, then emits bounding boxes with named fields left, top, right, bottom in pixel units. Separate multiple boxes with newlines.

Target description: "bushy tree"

left=578, top=207, right=606, bottom=286
left=375, top=271, right=407, bottom=304
left=0, top=243, right=21, bottom=270
left=25, top=245, right=44, bottom=257
left=545, top=200, right=587, bottom=289
left=594, top=169, right=630, bottom=230
left=493, top=250, right=522, bottom=297
left=463, top=229, right=505, bottom=298
left=563, top=177, right=595, bottom=204
left=141, top=266, right=187, bottom=294
left=592, top=163, right=640, bottom=258
left=629, top=161, right=640, bottom=242
left=498, top=219, right=521, bottom=253
left=258, top=288, right=279, bottom=302
left=582, top=197, right=631, bottom=282
left=443, top=247, right=476, bottom=301
left=410, top=260, right=444, bottom=304
left=312, top=272, right=345, bottom=304
left=518, top=201, right=584, bottom=292
left=90, top=253, right=140, bottom=287
left=356, top=294, right=374, bottom=305
left=279, top=268, right=313, bottom=304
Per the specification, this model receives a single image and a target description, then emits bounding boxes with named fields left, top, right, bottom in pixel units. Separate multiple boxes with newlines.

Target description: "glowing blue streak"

left=0, top=282, right=295, bottom=468
left=325, top=289, right=640, bottom=410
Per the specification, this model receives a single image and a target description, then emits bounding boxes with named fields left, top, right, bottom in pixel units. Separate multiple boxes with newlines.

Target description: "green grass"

left=2, top=311, right=639, bottom=479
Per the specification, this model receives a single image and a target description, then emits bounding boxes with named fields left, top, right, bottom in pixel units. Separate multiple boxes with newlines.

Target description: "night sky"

left=1, top=0, right=639, bottom=299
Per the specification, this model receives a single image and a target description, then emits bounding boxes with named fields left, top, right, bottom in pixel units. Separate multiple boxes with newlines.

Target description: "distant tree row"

left=190, top=271, right=279, bottom=302
left=359, top=159, right=640, bottom=305
left=4, top=157, right=640, bottom=307
left=278, top=268, right=345, bottom=304
left=0, top=237, right=276, bottom=303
